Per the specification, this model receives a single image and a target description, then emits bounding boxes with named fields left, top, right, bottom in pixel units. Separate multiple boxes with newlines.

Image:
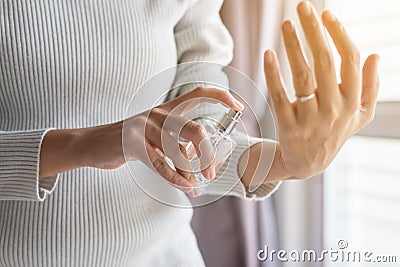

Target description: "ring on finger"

left=296, top=91, right=316, bottom=103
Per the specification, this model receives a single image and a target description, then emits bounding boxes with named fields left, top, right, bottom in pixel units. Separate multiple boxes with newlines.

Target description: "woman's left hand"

left=264, top=1, right=379, bottom=180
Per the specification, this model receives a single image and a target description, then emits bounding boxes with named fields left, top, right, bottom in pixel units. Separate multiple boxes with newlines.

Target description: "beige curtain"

left=192, top=1, right=325, bottom=267
left=192, top=1, right=283, bottom=267
left=221, top=0, right=283, bottom=137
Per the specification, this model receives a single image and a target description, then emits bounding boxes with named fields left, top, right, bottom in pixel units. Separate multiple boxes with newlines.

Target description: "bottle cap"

left=217, top=109, right=242, bottom=135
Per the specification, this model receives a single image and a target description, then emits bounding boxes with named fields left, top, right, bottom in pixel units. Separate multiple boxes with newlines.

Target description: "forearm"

left=39, top=128, right=89, bottom=178
left=239, top=141, right=290, bottom=189
left=39, top=121, right=128, bottom=178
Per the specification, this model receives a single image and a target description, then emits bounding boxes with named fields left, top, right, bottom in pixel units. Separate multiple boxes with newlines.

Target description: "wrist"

left=79, top=121, right=125, bottom=169
left=39, top=128, right=88, bottom=178
left=238, top=141, right=290, bottom=188
left=266, top=143, right=291, bottom=182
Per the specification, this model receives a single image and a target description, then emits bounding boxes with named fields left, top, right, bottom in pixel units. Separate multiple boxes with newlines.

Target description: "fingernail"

left=234, top=99, right=245, bottom=111
left=299, top=1, right=312, bottom=15
left=324, top=10, right=336, bottom=22
left=265, top=51, right=274, bottom=64
left=203, top=168, right=214, bottom=180
left=209, top=167, right=215, bottom=180
left=189, top=188, right=197, bottom=198
left=282, top=20, right=294, bottom=32
left=194, top=187, right=201, bottom=197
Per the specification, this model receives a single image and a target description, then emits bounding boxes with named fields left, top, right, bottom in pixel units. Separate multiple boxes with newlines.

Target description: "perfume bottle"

left=185, top=109, right=242, bottom=188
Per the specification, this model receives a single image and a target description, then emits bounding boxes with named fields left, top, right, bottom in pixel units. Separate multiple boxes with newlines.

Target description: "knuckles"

left=193, top=87, right=232, bottom=104
left=168, top=172, right=183, bottom=186
left=294, top=70, right=312, bottom=87
left=186, top=120, right=207, bottom=139
left=135, top=115, right=148, bottom=125
left=149, top=107, right=167, bottom=118
left=324, top=106, right=340, bottom=121
left=345, top=49, right=360, bottom=65
left=178, top=144, right=188, bottom=156
left=338, top=23, right=346, bottom=34
left=271, top=91, right=285, bottom=103
left=309, top=19, right=320, bottom=32
left=153, top=158, right=166, bottom=172
left=269, top=68, right=280, bottom=78
left=193, top=86, right=207, bottom=96
left=317, top=50, right=334, bottom=70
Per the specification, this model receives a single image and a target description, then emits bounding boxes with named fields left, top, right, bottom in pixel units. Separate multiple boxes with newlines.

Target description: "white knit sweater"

left=0, top=0, right=279, bottom=266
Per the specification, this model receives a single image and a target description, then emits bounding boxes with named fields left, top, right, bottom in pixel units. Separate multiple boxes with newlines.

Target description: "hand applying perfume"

left=184, top=109, right=242, bottom=189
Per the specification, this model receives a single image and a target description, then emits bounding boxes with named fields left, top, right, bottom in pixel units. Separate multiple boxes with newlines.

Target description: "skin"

left=40, top=88, right=245, bottom=197
left=239, top=2, right=379, bottom=188
left=39, top=2, right=380, bottom=197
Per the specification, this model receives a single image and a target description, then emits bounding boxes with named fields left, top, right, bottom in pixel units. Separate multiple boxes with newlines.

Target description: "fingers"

left=173, top=143, right=201, bottom=197
left=159, top=128, right=200, bottom=196
left=322, top=10, right=361, bottom=100
left=361, top=54, right=380, bottom=120
left=162, top=115, right=216, bottom=180
left=148, top=109, right=216, bottom=181
left=264, top=50, right=295, bottom=130
left=281, top=20, right=317, bottom=122
left=297, top=1, right=338, bottom=104
left=147, top=121, right=191, bottom=173
left=143, top=141, right=195, bottom=195
left=163, top=87, right=244, bottom=115
left=144, top=119, right=200, bottom=196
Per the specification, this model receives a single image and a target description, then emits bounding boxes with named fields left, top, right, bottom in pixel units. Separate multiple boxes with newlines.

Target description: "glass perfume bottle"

left=185, top=109, right=242, bottom=188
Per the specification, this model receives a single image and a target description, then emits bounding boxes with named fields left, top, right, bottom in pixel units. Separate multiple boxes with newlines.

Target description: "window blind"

left=324, top=1, right=400, bottom=266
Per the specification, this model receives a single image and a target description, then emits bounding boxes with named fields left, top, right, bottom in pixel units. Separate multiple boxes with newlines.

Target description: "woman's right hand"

left=40, top=87, right=244, bottom=197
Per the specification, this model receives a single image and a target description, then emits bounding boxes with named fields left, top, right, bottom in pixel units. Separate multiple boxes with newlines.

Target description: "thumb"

left=361, top=54, right=380, bottom=111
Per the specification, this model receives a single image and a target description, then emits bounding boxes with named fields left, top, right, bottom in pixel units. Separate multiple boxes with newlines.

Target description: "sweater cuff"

left=0, top=129, right=59, bottom=201
left=202, top=132, right=281, bottom=201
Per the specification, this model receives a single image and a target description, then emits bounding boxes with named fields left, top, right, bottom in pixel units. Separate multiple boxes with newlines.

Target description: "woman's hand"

left=40, top=87, right=244, bottom=197
left=264, top=1, right=379, bottom=180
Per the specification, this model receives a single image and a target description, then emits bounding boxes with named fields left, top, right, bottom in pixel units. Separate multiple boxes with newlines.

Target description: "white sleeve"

left=0, top=129, right=59, bottom=201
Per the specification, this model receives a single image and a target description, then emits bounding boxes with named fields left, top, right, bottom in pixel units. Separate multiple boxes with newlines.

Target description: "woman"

left=0, top=0, right=379, bottom=266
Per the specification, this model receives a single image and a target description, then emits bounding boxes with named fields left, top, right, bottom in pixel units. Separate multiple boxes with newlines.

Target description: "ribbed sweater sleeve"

left=0, top=129, right=59, bottom=201
left=170, top=0, right=280, bottom=200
